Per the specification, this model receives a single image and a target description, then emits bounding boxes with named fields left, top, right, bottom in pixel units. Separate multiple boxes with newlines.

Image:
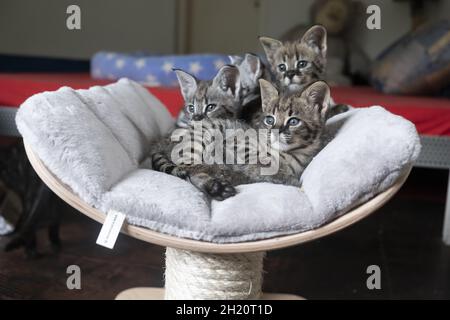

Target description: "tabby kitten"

left=259, top=25, right=349, bottom=119
left=229, top=53, right=271, bottom=126
left=174, top=65, right=241, bottom=128
left=259, top=25, right=327, bottom=93
left=150, top=65, right=242, bottom=179
left=229, top=53, right=266, bottom=106
left=153, top=79, right=330, bottom=200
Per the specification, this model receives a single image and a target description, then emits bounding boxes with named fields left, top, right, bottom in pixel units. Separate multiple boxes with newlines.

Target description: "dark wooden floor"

left=1, top=168, right=449, bottom=300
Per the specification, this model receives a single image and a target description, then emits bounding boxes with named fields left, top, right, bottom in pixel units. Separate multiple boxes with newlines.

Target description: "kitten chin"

left=283, top=78, right=304, bottom=92
left=270, top=134, right=292, bottom=152
left=287, top=83, right=303, bottom=92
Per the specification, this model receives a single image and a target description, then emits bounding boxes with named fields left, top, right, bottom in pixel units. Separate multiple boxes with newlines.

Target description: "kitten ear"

left=301, top=25, right=327, bottom=58
left=259, top=79, right=278, bottom=113
left=213, top=65, right=240, bottom=97
left=302, top=81, right=330, bottom=118
left=228, top=55, right=244, bottom=65
left=174, top=69, right=198, bottom=101
left=242, top=53, right=263, bottom=81
left=259, top=36, right=283, bottom=64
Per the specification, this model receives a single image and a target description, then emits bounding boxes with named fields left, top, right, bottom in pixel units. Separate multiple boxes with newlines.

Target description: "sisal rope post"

left=164, top=247, right=265, bottom=300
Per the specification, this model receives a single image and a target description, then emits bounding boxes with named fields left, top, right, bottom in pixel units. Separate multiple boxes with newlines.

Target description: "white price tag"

left=96, top=210, right=126, bottom=249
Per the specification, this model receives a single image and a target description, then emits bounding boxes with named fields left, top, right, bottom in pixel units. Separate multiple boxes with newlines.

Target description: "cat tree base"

left=115, top=288, right=304, bottom=300
left=115, top=247, right=304, bottom=300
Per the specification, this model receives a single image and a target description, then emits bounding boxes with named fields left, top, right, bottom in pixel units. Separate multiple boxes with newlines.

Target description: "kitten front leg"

left=151, top=153, right=237, bottom=200
left=188, top=172, right=236, bottom=201
left=151, top=152, right=188, bottom=179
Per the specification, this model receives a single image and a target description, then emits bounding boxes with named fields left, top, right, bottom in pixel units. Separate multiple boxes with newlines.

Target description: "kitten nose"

left=193, top=114, right=203, bottom=121
left=286, top=70, right=296, bottom=79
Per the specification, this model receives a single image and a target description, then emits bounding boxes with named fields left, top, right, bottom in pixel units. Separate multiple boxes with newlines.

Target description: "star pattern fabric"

left=91, top=52, right=230, bottom=87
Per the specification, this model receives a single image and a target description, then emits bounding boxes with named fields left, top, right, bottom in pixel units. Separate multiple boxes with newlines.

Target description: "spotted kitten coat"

left=152, top=58, right=265, bottom=181
left=175, top=65, right=241, bottom=128
left=259, top=25, right=327, bottom=93
left=229, top=53, right=267, bottom=106
left=152, top=80, right=330, bottom=200
left=150, top=65, right=242, bottom=180
left=259, top=25, right=348, bottom=119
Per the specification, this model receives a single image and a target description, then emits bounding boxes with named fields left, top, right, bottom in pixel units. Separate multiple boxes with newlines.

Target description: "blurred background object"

left=371, top=19, right=450, bottom=96
left=1, top=0, right=448, bottom=88
left=281, top=0, right=371, bottom=85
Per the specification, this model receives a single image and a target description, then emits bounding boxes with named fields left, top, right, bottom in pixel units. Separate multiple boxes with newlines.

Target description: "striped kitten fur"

left=229, top=53, right=267, bottom=106
left=259, top=25, right=327, bottom=93
left=151, top=80, right=330, bottom=200
left=174, top=65, right=241, bottom=128
left=259, top=25, right=348, bottom=119
left=151, top=59, right=265, bottom=182
left=229, top=53, right=270, bottom=127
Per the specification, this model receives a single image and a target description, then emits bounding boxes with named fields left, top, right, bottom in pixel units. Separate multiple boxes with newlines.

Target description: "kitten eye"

left=288, top=117, right=301, bottom=126
left=187, top=104, right=195, bottom=113
left=264, top=115, right=275, bottom=126
left=297, top=60, right=308, bottom=69
left=278, top=64, right=287, bottom=72
left=206, top=104, right=217, bottom=112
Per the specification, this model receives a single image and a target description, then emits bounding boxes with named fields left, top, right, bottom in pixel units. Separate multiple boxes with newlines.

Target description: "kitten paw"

left=172, top=167, right=188, bottom=179
left=151, top=153, right=166, bottom=170
left=151, top=153, right=187, bottom=178
left=207, top=179, right=237, bottom=201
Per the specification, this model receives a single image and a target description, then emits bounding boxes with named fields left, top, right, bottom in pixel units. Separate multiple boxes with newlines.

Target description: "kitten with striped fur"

left=259, top=25, right=327, bottom=93
left=259, top=25, right=348, bottom=119
left=174, top=65, right=241, bottom=128
left=229, top=53, right=267, bottom=106
left=152, top=80, right=330, bottom=200
left=229, top=53, right=271, bottom=126
left=152, top=58, right=264, bottom=178
left=151, top=64, right=243, bottom=179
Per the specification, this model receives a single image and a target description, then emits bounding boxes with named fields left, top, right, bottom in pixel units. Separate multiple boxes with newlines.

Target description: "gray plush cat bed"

left=16, top=79, right=420, bottom=299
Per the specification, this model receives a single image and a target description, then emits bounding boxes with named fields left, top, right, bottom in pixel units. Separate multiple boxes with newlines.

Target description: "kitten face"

left=175, top=66, right=241, bottom=127
left=259, top=25, right=327, bottom=93
left=229, top=53, right=264, bottom=105
left=259, top=79, right=330, bottom=152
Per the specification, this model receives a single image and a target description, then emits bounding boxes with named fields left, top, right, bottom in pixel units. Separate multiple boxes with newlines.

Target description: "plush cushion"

left=15, top=78, right=421, bottom=243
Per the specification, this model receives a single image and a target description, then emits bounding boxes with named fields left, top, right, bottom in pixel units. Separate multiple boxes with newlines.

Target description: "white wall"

left=0, top=0, right=177, bottom=59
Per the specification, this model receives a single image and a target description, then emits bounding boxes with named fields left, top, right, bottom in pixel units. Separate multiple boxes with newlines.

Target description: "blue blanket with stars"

left=91, top=51, right=230, bottom=87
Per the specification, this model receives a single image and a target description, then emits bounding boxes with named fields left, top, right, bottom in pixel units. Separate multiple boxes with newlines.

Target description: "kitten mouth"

left=271, top=141, right=290, bottom=152
left=270, top=134, right=290, bottom=151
